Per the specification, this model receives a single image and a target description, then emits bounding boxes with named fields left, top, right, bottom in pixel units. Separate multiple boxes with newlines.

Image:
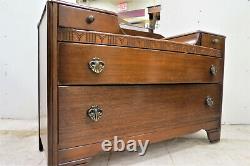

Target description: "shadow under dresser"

left=38, top=1, right=225, bottom=165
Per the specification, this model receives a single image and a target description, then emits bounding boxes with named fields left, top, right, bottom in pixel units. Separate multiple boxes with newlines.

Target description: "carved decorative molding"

left=58, top=28, right=221, bottom=57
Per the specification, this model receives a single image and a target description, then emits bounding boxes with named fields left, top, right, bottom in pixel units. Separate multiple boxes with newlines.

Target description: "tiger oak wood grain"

left=58, top=43, right=223, bottom=85
left=201, top=33, right=225, bottom=51
left=38, top=1, right=225, bottom=165
left=166, top=32, right=201, bottom=45
left=58, top=28, right=222, bottom=57
left=166, top=31, right=225, bottom=51
left=58, top=120, right=220, bottom=164
left=59, top=5, right=120, bottom=33
left=38, top=2, right=59, bottom=165
left=58, top=84, right=222, bottom=149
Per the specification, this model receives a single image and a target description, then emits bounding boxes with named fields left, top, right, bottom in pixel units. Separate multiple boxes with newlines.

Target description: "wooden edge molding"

left=166, top=30, right=226, bottom=40
left=58, top=28, right=222, bottom=57
left=58, top=118, right=220, bottom=164
left=165, top=32, right=201, bottom=45
left=58, top=158, right=91, bottom=166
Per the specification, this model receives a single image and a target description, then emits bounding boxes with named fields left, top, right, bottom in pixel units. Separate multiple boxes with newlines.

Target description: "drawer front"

left=201, top=33, right=225, bottom=50
left=58, top=84, right=222, bottom=149
left=59, top=5, right=120, bottom=33
left=58, top=43, right=223, bottom=85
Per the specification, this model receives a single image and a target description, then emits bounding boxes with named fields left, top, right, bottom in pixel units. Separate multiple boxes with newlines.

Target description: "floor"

left=0, top=120, right=250, bottom=166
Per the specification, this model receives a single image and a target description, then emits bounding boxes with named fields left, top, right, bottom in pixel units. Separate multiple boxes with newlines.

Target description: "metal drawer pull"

left=206, top=96, right=214, bottom=107
left=212, top=38, right=219, bottom=44
left=210, top=65, right=217, bottom=76
left=89, top=57, right=105, bottom=74
left=87, top=105, right=103, bottom=122
left=86, top=15, right=95, bottom=24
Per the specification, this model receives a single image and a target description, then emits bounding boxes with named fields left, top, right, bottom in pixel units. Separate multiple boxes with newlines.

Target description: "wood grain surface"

left=58, top=84, right=222, bottom=149
left=58, top=43, right=223, bottom=85
left=59, top=5, right=120, bottom=33
left=38, top=1, right=225, bottom=165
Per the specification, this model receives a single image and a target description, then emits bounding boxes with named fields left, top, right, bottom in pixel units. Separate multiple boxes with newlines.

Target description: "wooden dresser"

left=38, top=1, right=225, bottom=165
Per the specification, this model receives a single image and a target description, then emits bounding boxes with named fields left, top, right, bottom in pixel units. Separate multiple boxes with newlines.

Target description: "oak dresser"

left=38, top=1, right=225, bottom=165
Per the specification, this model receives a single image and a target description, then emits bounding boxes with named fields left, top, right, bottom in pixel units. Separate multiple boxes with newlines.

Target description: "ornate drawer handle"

left=86, top=15, right=95, bottom=24
left=206, top=96, right=215, bottom=107
left=210, top=65, right=217, bottom=76
left=87, top=105, right=103, bottom=122
left=89, top=58, right=105, bottom=74
left=212, top=38, right=219, bottom=44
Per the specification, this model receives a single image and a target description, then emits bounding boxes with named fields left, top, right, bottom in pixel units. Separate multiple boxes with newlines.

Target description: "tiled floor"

left=0, top=119, right=250, bottom=166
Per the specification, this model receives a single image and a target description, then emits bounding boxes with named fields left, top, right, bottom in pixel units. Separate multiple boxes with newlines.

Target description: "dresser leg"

left=206, top=128, right=221, bottom=143
left=39, top=137, right=44, bottom=152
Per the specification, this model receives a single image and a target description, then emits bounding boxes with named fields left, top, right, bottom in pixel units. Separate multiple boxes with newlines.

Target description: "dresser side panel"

left=39, top=2, right=59, bottom=165
left=47, top=2, right=59, bottom=165
left=38, top=4, right=48, bottom=161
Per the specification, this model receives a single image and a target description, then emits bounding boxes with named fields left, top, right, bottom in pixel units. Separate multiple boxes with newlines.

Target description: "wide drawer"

left=58, top=5, right=120, bottom=33
left=58, top=84, right=222, bottom=149
left=58, top=43, right=223, bottom=85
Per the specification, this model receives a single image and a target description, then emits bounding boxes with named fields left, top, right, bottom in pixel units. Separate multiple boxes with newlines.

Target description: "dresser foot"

left=39, top=137, right=44, bottom=152
left=206, top=128, right=221, bottom=143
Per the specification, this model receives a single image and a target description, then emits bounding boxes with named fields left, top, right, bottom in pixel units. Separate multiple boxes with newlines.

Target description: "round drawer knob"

left=206, top=96, right=215, bottom=107
left=212, top=38, right=219, bottom=44
left=86, top=15, right=95, bottom=24
left=210, top=65, right=217, bottom=76
left=87, top=105, right=103, bottom=122
left=89, top=57, right=105, bottom=74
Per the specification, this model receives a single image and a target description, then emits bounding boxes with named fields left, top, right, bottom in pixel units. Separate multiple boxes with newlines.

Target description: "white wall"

left=0, top=0, right=249, bottom=124
left=0, top=0, right=46, bottom=119
left=158, top=0, right=250, bottom=124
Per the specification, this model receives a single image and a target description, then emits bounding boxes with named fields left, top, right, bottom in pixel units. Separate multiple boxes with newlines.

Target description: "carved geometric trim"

left=58, top=28, right=222, bottom=57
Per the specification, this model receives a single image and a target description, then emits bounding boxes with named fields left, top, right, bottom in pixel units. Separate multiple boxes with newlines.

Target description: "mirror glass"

left=76, top=0, right=161, bottom=31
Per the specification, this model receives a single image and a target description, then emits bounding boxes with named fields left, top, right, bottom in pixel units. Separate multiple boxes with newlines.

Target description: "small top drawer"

left=201, top=33, right=225, bottom=50
left=58, top=5, right=120, bottom=33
